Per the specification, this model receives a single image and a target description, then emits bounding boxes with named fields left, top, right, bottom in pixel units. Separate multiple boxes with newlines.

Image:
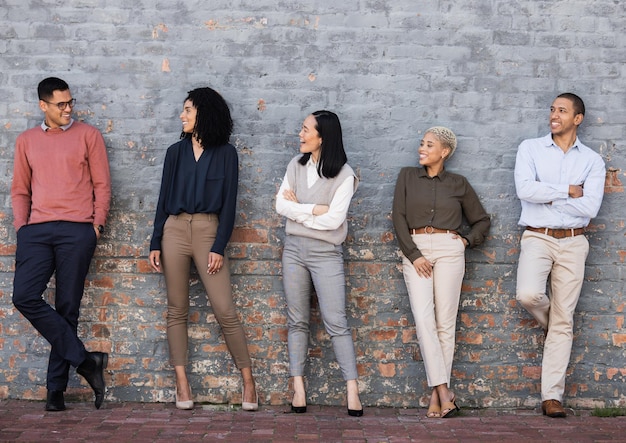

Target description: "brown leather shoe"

left=542, top=399, right=566, bottom=417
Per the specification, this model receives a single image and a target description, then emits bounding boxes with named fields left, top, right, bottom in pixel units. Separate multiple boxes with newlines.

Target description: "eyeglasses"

left=42, top=98, right=76, bottom=110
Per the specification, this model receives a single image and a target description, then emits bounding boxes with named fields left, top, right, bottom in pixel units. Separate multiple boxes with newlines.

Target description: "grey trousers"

left=282, top=235, right=358, bottom=381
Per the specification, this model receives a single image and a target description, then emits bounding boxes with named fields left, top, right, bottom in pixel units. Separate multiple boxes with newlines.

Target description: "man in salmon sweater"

left=11, top=77, right=112, bottom=411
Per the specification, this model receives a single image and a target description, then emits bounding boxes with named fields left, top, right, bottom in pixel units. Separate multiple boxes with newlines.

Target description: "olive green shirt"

left=392, top=167, right=490, bottom=263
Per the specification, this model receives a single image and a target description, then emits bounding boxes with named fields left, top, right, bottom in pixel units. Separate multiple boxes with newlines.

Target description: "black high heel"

left=441, top=396, right=460, bottom=418
left=347, top=407, right=363, bottom=417
left=290, top=404, right=307, bottom=413
left=347, top=389, right=363, bottom=416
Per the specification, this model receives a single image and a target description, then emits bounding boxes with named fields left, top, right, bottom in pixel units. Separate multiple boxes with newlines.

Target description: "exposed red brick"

left=612, top=333, right=626, bottom=346
left=231, top=227, right=269, bottom=244
left=604, top=168, right=623, bottom=193
left=381, top=231, right=394, bottom=243
left=522, top=366, right=541, bottom=379
left=461, top=313, right=473, bottom=327
left=378, top=362, right=396, bottom=377
left=606, top=368, right=619, bottom=379
left=368, top=330, right=398, bottom=342
left=457, top=332, right=483, bottom=344
left=92, top=323, right=111, bottom=338
left=109, top=357, right=136, bottom=370
left=85, top=276, right=115, bottom=289
left=0, top=244, right=17, bottom=255
left=401, top=329, right=415, bottom=344
left=136, top=260, right=154, bottom=273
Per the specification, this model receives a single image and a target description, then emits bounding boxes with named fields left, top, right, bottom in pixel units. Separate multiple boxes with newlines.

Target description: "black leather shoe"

left=76, top=351, right=108, bottom=409
left=290, top=404, right=307, bottom=413
left=45, top=390, right=66, bottom=411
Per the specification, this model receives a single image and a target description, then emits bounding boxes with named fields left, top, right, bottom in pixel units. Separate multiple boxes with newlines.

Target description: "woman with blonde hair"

left=392, top=126, right=490, bottom=418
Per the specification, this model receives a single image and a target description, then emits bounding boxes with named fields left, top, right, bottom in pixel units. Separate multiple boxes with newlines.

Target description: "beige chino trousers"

left=516, top=230, right=589, bottom=402
left=402, top=233, right=466, bottom=388
left=161, top=213, right=252, bottom=369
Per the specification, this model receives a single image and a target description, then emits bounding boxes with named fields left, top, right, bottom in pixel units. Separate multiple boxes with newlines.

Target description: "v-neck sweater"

left=284, top=156, right=356, bottom=245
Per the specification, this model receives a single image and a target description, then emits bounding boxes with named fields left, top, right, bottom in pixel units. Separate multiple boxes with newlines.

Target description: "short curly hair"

left=425, top=126, right=457, bottom=159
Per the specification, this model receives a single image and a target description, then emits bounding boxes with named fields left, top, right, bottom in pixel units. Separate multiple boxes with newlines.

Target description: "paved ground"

left=1, top=399, right=625, bottom=442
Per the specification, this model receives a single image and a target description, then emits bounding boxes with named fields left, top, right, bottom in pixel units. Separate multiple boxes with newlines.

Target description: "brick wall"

left=0, top=1, right=624, bottom=409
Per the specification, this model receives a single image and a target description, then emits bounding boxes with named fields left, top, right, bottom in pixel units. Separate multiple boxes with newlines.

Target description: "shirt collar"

left=41, top=118, right=74, bottom=132
left=545, top=133, right=581, bottom=152
left=306, top=156, right=320, bottom=172
left=417, top=166, right=447, bottom=180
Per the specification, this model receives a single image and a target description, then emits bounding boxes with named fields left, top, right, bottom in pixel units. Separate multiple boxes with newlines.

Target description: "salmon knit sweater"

left=11, top=121, right=111, bottom=231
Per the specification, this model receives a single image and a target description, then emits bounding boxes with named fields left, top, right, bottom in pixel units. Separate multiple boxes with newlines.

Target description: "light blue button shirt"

left=41, top=119, right=74, bottom=131
left=514, top=133, right=606, bottom=229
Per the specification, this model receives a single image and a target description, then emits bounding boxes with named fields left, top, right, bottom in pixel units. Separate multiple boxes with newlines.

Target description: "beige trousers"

left=161, top=213, right=252, bottom=369
left=516, top=230, right=589, bottom=402
left=402, top=233, right=466, bottom=388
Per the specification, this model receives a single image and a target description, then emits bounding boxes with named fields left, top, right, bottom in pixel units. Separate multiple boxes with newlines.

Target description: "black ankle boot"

left=45, top=390, right=66, bottom=411
left=76, top=351, right=108, bottom=409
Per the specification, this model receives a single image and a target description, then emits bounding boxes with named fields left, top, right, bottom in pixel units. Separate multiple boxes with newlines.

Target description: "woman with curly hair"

left=149, top=87, right=257, bottom=411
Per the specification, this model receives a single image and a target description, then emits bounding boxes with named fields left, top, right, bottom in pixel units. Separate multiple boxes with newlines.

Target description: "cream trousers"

left=516, top=230, right=589, bottom=402
left=402, top=233, right=466, bottom=388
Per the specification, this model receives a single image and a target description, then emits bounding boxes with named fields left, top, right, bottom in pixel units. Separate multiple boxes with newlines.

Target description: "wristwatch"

left=95, top=224, right=104, bottom=234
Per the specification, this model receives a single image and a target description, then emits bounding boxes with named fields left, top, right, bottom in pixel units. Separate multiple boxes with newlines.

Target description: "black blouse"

left=150, top=138, right=238, bottom=256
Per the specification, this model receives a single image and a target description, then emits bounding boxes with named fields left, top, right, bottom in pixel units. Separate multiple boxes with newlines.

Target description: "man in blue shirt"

left=514, top=93, right=606, bottom=418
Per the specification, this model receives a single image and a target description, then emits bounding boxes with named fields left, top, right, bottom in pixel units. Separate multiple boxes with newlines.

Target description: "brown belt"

left=410, top=227, right=458, bottom=235
left=526, top=226, right=585, bottom=239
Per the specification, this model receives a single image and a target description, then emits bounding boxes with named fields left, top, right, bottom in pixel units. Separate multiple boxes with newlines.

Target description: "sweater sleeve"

left=10, top=133, right=32, bottom=232
left=86, top=127, right=111, bottom=226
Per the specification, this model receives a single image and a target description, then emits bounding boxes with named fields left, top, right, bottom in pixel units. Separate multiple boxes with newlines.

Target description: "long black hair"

left=181, top=87, right=233, bottom=148
left=298, top=110, right=347, bottom=179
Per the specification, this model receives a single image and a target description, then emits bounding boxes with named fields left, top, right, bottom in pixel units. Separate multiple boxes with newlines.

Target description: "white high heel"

left=242, top=383, right=258, bottom=411
left=175, top=384, right=194, bottom=410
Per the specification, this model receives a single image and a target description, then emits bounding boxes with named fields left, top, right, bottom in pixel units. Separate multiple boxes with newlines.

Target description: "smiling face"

left=180, top=99, right=197, bottom=134
left=418, top=132, right=450, bottom=169
left=549, top=97, right=583, bottom=138
left=39, top=89, right=73, bottom=129
left=298, top=114, right=322, bottom=161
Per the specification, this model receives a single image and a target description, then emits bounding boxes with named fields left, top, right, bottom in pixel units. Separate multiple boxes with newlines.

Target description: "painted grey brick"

left=0, top=0, right=623, bottom=409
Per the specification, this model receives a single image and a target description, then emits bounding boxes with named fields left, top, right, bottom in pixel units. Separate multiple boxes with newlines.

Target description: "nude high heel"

left=175, top=384, right=194, bottom=410
left=242, top=383, right=259, bottom=411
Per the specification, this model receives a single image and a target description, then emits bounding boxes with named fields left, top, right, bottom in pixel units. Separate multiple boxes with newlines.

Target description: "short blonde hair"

left=425, top=126, right=457, bottom=159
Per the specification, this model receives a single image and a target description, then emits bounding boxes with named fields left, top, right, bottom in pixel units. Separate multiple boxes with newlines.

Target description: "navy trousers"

left=12, top=222, right=97, bottom=391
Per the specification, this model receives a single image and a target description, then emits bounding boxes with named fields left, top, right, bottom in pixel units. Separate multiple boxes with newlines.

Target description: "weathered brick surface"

left=0, top=1, right=624, bottom=409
